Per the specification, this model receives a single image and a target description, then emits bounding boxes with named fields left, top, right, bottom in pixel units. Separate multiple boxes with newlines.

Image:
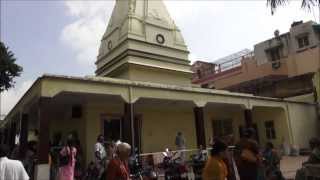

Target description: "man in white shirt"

left=0, top=144, right=29, bottom=180
left=94, top=134, right=106, bottom=178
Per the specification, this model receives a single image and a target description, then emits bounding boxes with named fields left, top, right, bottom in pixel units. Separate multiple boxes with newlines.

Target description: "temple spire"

left=96, top=0, right=192, bottom=86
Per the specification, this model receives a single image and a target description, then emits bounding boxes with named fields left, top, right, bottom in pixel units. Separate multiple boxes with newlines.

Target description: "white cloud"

left=60, top=1, right=114, bottom=66
left=61, top=0, right=319, bottom=65
left=1, top=80, right=33, bottom=118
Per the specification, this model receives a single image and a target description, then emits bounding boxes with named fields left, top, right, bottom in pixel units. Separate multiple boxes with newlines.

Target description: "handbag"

left=240, top=149, right=257, bottom=163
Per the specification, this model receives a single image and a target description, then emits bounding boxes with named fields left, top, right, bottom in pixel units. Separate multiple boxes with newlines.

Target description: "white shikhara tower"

left=96, top=0, right=192, bottom=85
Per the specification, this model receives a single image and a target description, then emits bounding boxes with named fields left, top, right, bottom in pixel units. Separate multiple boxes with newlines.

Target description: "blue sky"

left=0, top=0, right=318, bottom=116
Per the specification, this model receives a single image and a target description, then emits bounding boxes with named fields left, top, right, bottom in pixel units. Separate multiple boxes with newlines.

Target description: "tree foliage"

left=0, top=41, right=23, bottom=92
left=267, top=0, right=320, bottom=14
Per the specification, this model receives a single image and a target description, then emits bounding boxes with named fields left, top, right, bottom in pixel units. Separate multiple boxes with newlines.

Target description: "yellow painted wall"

left=48, top=100, right=125, bottom=165
left=82, top=102, right=249, bottom=160
left=128, top=64, right=192, bottom=86
left=204, top=106, right=246, bottom=144
left=111, top=66, right=130, bottom=79
left=138, top=104, right=247, bottom=153
left=82, top=103, right=249, bottom=156
left=46, top=93, right=317, bottom=165
left=41, top=78, right=130, bottom=102
left=50, top=117, right=86, bottom=143
left=252, top=107, right=290, bottom=148
left=49, top=108, right=86, bottom=162
left=136, top=105, right=197, bottom=153
left=287, top=103, right=317, bottom=148
left=84, top=102, right=123, bottom=164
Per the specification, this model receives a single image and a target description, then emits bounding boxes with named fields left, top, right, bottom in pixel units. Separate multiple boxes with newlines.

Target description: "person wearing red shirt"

left=106, top=142, right=131, bottom=180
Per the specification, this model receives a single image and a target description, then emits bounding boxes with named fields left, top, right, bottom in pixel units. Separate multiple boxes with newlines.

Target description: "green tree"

left=267, top=0, right=319, bottom=14
left=0, top=41, right=23, bottom=92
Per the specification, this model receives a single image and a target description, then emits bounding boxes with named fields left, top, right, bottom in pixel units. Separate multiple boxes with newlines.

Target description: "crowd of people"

left=0, top=132, right=132, bottom=180
left=55, top=134, right=132, bottom=180
left=202, top=128, right=320, bottom=180
left=172, top=130, right=286, bottom=180
left=0, top=129, right=319, bottom=180
left=203, top=129, right=285, bottom=180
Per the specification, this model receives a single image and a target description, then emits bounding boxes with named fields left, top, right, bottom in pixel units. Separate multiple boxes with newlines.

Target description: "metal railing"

left=215, top=51, right=254, bottom=73
left=193, top=51, right=254, bottom=81
left=137, top=147, right=237, bottom=179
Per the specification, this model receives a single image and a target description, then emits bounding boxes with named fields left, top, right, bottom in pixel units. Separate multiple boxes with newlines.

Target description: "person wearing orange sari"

left=202, top=139, right=228, bottom=180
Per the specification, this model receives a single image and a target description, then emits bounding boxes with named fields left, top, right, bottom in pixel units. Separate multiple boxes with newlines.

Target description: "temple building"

left=0, top=1, right=318, bottom=179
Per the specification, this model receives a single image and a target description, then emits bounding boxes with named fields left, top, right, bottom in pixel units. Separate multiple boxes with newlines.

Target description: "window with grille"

left=265, top=121, right=276, bottom=139
left=103, top=118, right=121, bottom=142
left=266, top=47, right=282, bottom=62
left=212, top=119, right=233, bottom=137
left=297, top=35, right=309, bottom=48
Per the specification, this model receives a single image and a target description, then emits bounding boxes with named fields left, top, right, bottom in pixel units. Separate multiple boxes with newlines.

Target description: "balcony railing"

left=215, top=51, right=254, bottom=73
left=192, top=51, right=254, bottom=81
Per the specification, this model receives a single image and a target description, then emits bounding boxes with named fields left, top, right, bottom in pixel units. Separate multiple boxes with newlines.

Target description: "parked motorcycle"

left=160, top=148, right=188, bottom=180
left=129, top=148, right=143, bottom=180
left=129, top=148, right=158, bottom=180
left=190, top=150, right=207, bottom=180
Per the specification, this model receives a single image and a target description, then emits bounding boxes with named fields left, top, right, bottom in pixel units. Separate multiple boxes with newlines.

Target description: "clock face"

left=156, top=34, right=165, bottom=44
left=108, top=41, right=112, bottom=50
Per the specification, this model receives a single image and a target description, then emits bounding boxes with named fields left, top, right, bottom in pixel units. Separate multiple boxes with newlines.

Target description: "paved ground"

left=280, top=156, right=308, bottom=180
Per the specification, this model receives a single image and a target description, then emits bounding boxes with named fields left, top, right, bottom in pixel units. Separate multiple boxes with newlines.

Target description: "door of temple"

left=102, top=117, right=121, bottom=142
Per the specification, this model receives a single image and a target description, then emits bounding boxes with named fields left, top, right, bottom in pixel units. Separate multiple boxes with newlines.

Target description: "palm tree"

left=267, top=0, right=319, bottom=14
